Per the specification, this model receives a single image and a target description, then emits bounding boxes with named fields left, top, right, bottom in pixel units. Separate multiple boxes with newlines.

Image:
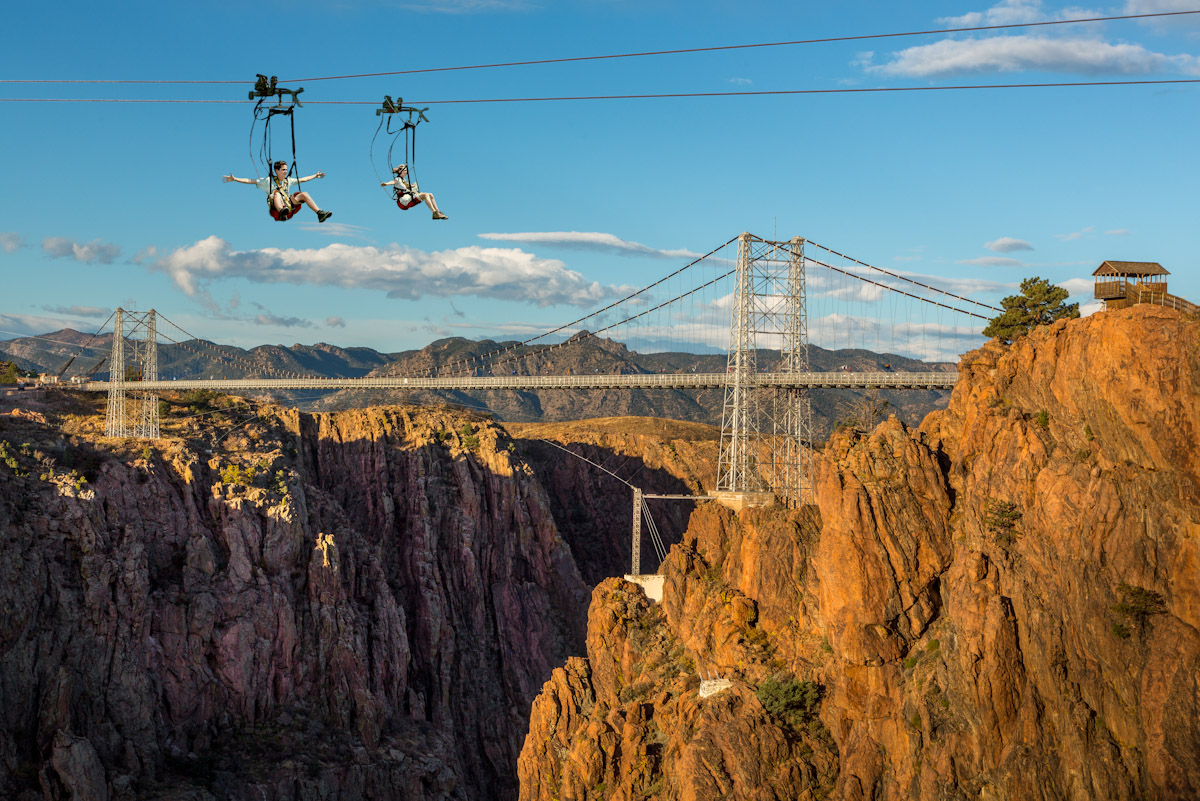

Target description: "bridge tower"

left=715, top=234, right=814, bottom=508
left=105, top=308, right=160, bottom=439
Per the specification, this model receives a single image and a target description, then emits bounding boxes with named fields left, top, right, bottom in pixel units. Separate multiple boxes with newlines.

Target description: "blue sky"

left=2, top=0, right=1197, bottom=361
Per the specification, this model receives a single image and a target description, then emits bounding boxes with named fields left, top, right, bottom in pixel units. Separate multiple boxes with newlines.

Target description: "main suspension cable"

left=377, top=235, right=739, bottom=379
left=804, top=238, right=1002, bottom=312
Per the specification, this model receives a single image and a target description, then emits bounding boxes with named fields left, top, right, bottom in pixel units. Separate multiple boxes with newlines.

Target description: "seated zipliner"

left=224, top=161, right=332, bottom=223
left=381, top=165, right=447, bottom=220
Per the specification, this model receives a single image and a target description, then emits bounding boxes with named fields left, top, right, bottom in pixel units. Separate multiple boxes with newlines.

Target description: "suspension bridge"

left=53, top=232, right=997, bottom=511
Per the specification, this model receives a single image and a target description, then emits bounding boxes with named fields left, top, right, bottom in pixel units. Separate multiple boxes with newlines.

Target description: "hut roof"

left=1093, top=261, right=1168, bottom=277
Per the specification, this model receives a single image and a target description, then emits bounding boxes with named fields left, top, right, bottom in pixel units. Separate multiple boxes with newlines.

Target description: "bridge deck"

left=78, top=371, right=958, bottom=392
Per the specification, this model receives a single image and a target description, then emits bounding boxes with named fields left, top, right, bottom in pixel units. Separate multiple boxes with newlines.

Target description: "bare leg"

left=271, top=191, right=290, bottom=212
left=417, top=191, right=446, bottom=218
left=293, top=191, right=320, bottom=212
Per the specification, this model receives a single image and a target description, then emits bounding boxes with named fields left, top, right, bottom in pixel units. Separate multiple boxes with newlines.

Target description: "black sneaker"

left=317, top=210, right=332, bottom=223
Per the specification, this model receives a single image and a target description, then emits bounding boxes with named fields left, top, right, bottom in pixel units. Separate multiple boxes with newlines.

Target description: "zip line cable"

left=282, top=11, right=1200, bottom=82
left=5, top=78, right=1200, bottom=105
left=2, top=10, right=1196, bottom=85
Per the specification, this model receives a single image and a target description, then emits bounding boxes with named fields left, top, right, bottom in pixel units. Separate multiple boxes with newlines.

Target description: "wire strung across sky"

left=803, top=239, right=1002, bottom=312
left=1, top=10, right=1196, bottom=85
left=4, top=78, right=1199, bottom=106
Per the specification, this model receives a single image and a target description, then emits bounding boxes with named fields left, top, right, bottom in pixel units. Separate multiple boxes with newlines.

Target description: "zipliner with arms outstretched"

left=224, top=161, right=332, bottom=222
left=381, top=165, right=447, bottom=220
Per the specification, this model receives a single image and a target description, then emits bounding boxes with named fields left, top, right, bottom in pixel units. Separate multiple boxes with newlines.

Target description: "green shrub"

left=1084, top=424, right=1094, bottom=441
left=910, top=713, right=922, bottom=730
left=902, top=656, right=919, bottom=670
left=985, top=500, right=1022, bottom=547
left=619, top=680, right=656, bottom=704
left=1112, top=583, right=1166, bottom=633
left=756, top=677, right=822, bottom=730
left=926, top=639, right=940, bottom=654
left=1111, top=622, right=1131, bottom=639
left=1035, top=410, right=1050, bottom=430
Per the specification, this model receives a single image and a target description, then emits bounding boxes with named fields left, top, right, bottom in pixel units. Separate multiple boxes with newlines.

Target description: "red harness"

left=395, top=192, right=422, bottom=211
left=269, top=204, right=297, bottom=222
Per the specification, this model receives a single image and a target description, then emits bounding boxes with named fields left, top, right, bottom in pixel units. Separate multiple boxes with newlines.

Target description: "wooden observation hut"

left=1093, top=261, right=1198, bottom=316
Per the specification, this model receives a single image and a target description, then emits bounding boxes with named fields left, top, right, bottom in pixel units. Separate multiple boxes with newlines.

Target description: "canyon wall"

left=0, top=404, right=589, bottom=800
left=508, top=418, right=718, bottom=585
left=519, top=305, right=1200, bottom=800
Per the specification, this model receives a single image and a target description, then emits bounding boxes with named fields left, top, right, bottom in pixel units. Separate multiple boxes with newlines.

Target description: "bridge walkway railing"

left=76, top=371, right=959, bottom=393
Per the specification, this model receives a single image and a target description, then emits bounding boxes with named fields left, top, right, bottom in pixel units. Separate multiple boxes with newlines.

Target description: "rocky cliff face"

left=0, top=401, right=588, bottom=800
left=507, top=418, right=719, bottom=585
left=518, top=305, right=1200, bottom=801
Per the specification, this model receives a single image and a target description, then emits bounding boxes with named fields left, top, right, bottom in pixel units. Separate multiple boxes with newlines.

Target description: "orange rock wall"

left=519, top=306, right=1200, bottom=801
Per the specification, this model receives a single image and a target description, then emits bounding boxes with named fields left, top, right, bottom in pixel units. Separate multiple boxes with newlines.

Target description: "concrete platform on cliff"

left=709, top=491, right=775, bottom=511
left=624, top=574, right=665, bottom=602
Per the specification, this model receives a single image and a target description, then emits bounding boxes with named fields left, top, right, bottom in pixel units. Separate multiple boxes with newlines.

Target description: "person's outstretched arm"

left=223, top=173, right=255, bottom=184
left=299, top=171, right=326, bottom=183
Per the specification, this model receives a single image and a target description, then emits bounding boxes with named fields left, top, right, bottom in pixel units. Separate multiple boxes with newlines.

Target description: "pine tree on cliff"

left=983, top=277, right=1080, bottom=344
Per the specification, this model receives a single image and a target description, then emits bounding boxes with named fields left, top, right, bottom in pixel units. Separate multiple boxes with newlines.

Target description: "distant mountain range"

left=1, top=329, right=955, bottom=435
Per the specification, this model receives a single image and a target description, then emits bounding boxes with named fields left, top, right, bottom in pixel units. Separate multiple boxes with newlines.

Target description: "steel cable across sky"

left=0, top=10, right=1195, bottom=85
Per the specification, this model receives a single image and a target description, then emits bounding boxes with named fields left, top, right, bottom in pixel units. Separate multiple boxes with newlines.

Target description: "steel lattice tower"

left=716, top=234, right=814, bottom=507
left=104, top=309, right=126, bottom=437
left=105, top=308, right=160, bottom=439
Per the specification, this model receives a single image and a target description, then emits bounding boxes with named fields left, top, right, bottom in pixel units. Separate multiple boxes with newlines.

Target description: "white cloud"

left=728, top=77, right=753, bottom=85
left=851, top=51, right=876, bottom=69
left=902, top=273, right=1016, bottom=296
left=937, top=0, right=1042, bottom=27
left=1056, top=225, right=1095, bottom=241
left=42, top=237, right=122, bottom=264
left=143, top=236, right=629, bottom=308
left=1124, top=0, right=1200, bottom=28
left=1058, top=277, right=1095, bottom=296
left=986, top=237, right=1034, bottom=252
left=1079, top=300, right=1104, bottom=316
left=867, top=35, right=1200, bottom=77
left=477, top=231, right=701, bottom=260
left=326, top=316, right=346, bottom=328
left=0, top=232, right=24, bottom=253
left=296, top=221, right=374, bottom=240
left=0, top=313, right=92, bottom=340
left=41, top=305, right=109, bottom=318
left=959, top=256, right=1026, bottom=266
left=809, top=312, right=985, bottom=362
left=821, top=283, right=887, bottom=302
left=254, top=313, right=315, bottom=328
left=936, top=0, right=1101, bottom=28
left=1106, top=228, right=1131, bottom=235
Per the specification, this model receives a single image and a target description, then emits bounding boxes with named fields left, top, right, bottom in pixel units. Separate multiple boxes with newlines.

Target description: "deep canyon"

left=1, top=305, right=1197, bottom=800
